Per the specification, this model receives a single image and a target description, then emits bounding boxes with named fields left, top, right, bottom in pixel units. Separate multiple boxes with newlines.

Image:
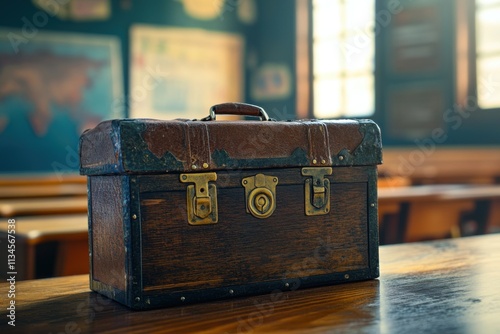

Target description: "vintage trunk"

left=80, top=103, right=382, bottom=310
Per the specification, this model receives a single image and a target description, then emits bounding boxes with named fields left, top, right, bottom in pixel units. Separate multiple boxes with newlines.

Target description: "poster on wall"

left=130, top=25, right=243, bottom=119
left=0, top=30, right=123, bottom=173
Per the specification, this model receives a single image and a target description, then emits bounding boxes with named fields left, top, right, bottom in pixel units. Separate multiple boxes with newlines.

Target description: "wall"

left=375, top=0, right=500, bottom=146
left=0, top=0, right=254, bottom=173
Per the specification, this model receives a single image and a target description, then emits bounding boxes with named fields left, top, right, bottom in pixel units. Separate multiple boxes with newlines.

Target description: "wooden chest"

left=79, top=103, right=382, bottom=309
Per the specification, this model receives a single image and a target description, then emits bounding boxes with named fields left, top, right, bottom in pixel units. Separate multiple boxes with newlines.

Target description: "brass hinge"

left=302, top=167, right=332, bottom=216
left=242, top=174, right=278, bottom=219
left=180, top=172, right=218, bottom=225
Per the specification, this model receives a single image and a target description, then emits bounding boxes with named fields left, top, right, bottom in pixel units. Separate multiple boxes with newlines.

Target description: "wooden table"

left=1, top=234, right=499, bottom=333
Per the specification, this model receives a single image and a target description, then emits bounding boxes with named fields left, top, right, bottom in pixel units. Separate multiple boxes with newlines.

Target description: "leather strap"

left=306, top=122, right=332, bottom=166
left=186, top=122, right=211, bottom=170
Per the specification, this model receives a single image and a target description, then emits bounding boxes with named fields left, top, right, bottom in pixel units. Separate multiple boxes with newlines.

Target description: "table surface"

left=1, top=234, right=500, bottom=333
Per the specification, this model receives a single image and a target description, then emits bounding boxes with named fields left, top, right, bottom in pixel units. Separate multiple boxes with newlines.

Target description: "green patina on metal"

left=120, top=122, right=184, bottom=173
left=332, top=120, right=382, bottom=166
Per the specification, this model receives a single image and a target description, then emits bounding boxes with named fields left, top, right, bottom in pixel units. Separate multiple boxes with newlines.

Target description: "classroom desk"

left=0, top=215, right=88, bottom=280
left=1, top=234, right=499, bottom=333
left=0, top=196, right=88, bottom=216
left=378, top=184, right=500, bottom=243
left=0, top=184, right=87, bottom=199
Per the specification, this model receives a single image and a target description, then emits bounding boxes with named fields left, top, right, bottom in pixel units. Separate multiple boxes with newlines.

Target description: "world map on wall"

left=0, top=30, right=122, bottom=173
left=0, top=51, right=106, bottom=136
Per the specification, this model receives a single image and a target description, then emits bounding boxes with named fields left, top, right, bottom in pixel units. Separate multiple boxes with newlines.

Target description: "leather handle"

left=205, top=103, right=270, bottom=121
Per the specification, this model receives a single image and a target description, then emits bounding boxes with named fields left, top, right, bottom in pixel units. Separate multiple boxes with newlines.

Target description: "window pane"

left=343, top=33, right=374, bottom=74
left=313, top=40, right=343, bottom=75
left=477, top=56, right=500, bottom=109
left=314, top=79, right=342, bottom=118
left=477, top=0, right=500, bottom=7
left=313, top=0, right=375, bottom=118
left=312, top=0, right=341, bottom=38
left=477, top=6, right=500, bottom=54
left=345, top=0, right=374, bottom=32
left=345, top=76, right=374, bottom=117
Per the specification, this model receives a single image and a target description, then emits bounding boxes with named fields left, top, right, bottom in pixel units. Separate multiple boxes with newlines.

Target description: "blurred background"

left=0, top=0, right=499, bottom=279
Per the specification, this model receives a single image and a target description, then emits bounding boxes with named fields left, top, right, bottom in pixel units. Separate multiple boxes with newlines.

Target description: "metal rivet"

left=312, top=159, right=317, bottom=164
left=339, top=155, right=344, bottom=161
left=135, top=297, right=141, bottom=302
left=273, top=178, right=278, bottom=183
left=180, top=296, right=186, bottom=302
left=192, top=165, right=197, bottom=169
left=132, top=214, right=137, bottom=220
left=182, top=175, right=187, bottom=180
left=321, top=159, right=326, bottom=164
left=344, top=274, right=350, bottom=279
left=229, top=289, right=234, bottom=295
left=203, top=162, right=209, bottom=169
left=371, top=203, right=375, bottom=207
left=285, top=283, right=290, bottom=288
left=146, top=298, right=151, bottom=305
left=243, top=180, right=248, bottom=185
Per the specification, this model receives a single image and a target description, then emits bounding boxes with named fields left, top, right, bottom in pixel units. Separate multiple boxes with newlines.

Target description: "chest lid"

left=79, top=103, right=382, bottom=176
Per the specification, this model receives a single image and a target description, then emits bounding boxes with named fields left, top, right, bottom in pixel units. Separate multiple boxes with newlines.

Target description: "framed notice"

left=129, top=25, right=244, bottom=119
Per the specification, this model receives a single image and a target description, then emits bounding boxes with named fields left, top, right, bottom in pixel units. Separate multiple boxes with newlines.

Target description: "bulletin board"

left=129, top=25, right=244, bottom=120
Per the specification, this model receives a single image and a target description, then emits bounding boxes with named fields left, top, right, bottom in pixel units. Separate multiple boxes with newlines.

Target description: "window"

left=476, top=0, right=500, bottom=109
left=312, top=0, right=375, bottom=118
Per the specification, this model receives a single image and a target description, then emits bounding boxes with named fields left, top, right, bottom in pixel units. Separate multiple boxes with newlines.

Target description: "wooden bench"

left=0, top=214, right=88, bottom=280
left=378, top=184, right=500, bottom=243
left=0, top=196, right=87, bottom=217
left=380, top=147, right=500, bottom=185
left=0, top=184, right=87, bottom=199
left=0, top=174, right=88, bottom=279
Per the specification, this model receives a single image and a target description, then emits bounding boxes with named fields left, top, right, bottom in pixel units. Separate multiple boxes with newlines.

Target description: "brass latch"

left=180, top=172, right=218, bottom=225
left=302, top=167, right=332, bottom=216
left=242, top=174, right=278, bottom=219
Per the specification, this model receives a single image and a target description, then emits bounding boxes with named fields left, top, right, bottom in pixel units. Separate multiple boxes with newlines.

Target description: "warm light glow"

left=476, top=0, right=500, bottom=109
left=312, top=0, right=375, bottom=118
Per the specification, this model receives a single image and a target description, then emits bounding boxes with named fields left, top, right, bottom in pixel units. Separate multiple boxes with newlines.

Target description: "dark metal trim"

left=131, top=269, right=375, bottom=310
left=367, top=167, right=380, bottom=278
left=87, top=177, right=93, bottom=288
left=128, top=176, right=144, bottom=309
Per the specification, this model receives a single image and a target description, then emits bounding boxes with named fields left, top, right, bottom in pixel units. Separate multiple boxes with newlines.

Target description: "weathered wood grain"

left=2, top=234, right=500, bottom=333
left=90, top=176, right=126, bottom=291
